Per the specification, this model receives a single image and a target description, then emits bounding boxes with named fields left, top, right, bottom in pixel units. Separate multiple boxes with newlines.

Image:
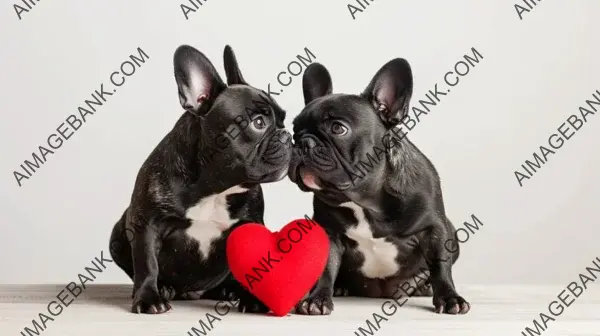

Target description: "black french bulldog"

left=288, top=59, right=470, bottom=315
left=109, top=44, right=291, bottom=314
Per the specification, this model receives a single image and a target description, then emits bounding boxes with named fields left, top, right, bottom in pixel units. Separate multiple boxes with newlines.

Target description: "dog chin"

left=247, top=166, right=289, bottom=184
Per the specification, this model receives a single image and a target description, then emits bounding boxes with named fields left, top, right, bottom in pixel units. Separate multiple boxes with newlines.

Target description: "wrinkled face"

left=173, top=44, right=292, bottom=185
left=289, top=94, right=387, bottom=193
left=288, top=59, right=414, bottom=196
left=202, top=85, right=292, bottom=184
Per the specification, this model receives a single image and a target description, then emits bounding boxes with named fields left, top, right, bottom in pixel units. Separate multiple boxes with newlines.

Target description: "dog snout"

left=269, top=129, right=292, bottom=150
left=300, top=136, right=317, bottom=154
left=277, top=130, right=292, bottom=146
left=263, top=129, right=293, bottom=164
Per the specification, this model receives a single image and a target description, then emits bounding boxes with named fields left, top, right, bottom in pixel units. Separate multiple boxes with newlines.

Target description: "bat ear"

left=302, top=63, right=333, bottom=105
left=173, top=45, right=226, bottom=116
left=361, top=58, right=413, bottom=126
left=223, top=45, right=248, bottom=86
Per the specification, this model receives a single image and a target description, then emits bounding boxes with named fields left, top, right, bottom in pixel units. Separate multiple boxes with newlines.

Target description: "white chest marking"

left=185, top=185, right=248, bottom=258
left=341, top=201, right=400, bottom=279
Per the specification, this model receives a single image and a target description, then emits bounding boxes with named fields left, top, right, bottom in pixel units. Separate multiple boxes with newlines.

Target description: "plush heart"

left=226, top=219, right=329, bottom=316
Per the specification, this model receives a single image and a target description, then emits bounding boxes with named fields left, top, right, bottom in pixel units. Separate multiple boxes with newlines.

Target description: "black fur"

left=288, top=60, right=470, bottom=315
left=109, top=44, right=291, bottom=314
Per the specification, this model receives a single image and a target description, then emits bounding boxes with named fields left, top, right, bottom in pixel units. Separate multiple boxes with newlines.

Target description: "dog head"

left=288, top=58, right=413, bottom=196
left=173, top=45, right=292, bottom=185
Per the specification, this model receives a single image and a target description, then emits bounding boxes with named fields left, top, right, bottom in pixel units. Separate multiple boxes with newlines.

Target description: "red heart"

left=226, top=219, right=329, bottom=316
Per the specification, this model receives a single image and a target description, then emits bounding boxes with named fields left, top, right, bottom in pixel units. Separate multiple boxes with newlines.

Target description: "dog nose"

left=277, top=131, right=291, bottom=144
left=300, top=137, right=317, bottom=153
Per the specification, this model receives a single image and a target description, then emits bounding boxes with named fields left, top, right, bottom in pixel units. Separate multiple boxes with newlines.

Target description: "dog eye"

left=331, top=122, right=348, bottom=135
left=253, top=117, right=266, bottom=130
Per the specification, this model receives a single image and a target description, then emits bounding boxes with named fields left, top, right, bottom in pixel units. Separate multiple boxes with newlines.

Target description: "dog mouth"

left=289, top=147, right=354, bottom=192
left=293, top=165, right=353, bottom=192
left=297, top=166, right=322, bottom=191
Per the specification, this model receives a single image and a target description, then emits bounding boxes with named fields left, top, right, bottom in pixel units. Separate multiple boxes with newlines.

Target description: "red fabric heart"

left=226, top=219, right=329, bottom=316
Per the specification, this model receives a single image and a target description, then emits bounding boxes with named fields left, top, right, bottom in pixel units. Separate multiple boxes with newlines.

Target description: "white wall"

left=0, top=0, right=598, bottom=285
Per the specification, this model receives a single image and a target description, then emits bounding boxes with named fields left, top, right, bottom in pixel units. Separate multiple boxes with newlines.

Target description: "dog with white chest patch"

left=109, top=44, right=291, bottom=314
left=287, top=59, right=470, bottom=315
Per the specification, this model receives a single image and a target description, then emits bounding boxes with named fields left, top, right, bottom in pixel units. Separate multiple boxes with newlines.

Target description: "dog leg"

left=109, top=209, right=135, bottom=280
left=294, top=236, right=343, bottom=315
left=426, top=222, right=470, bottom=315
left=130, top=219, right=172, bottom=314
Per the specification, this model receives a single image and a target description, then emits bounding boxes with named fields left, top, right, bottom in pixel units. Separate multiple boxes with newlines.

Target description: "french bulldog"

left=288, top=59, right=470, bottom=315
left=109, top=44, right=291, bottom=314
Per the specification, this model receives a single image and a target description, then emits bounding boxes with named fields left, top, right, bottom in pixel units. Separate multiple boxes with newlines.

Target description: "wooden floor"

left=0, top=285, right=599, bottom=336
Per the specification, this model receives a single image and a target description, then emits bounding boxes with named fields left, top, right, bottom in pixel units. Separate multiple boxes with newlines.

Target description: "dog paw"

left=237, top=295, right=269, bottom=314
left=218, top=286, right=239, bottom=302
left=159, top=286, right=177, bottom=301
left=132, top=287, right=172, bottom=314
left=214, top=287, right=239, bottom=302
left=200, top=285, right=239, bottom=301
left=433, top=294, right=470, bottom=314
left=294, top=292, right=333, bottom=315
left=333, top=287, right=349, bottom=297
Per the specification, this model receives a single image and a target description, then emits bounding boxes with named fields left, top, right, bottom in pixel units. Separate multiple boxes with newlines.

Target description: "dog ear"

left=302, top=63, right=333, bottom=105
left=361, top=58, right=413, bottom=126
left=173, top=45, right=226, bottom=116
left=223, top=45, right=248, bottom=86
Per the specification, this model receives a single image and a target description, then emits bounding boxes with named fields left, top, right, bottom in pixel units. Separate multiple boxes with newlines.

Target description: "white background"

left=0, top=0, right=598, bottom=286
